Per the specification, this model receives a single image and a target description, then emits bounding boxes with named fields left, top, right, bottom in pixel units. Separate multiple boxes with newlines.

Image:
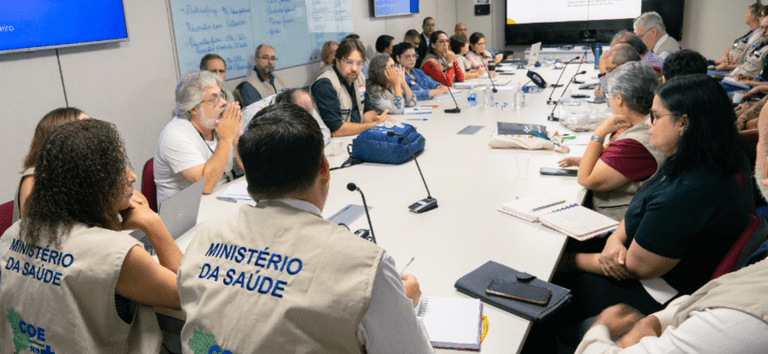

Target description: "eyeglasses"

left=636, top=28, right=652, bottom=38
left=649, top=110, right=678, bottom=124
left=258, top=56, right=278, bottom=62
left=343, top=61, right=364, bottom=69
left=402, top=54, right=418, bottom=60
left=436, top=39, right=449, bottom=44
left=201, top=92, right=224, bottom=105
left=476, top=41, right=486, bottom=46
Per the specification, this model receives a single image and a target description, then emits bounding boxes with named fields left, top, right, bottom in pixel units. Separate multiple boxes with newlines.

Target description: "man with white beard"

left=154, top=71, right=243, bottom=203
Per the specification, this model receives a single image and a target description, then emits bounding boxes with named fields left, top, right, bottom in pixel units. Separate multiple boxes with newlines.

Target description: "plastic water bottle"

left=516, top=82, right=525, bottom=107
left=468, top=85, right=478, bottom=107
left=484, top=85, right=494, bottom=108
left=594, top=43, right=602, bottom=70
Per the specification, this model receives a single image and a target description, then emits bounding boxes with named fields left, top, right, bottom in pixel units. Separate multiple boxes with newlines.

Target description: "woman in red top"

left=419, top=30, right=464, bottom=87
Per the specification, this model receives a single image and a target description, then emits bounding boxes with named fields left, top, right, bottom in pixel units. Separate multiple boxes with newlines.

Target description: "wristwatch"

left=590, top=135, right=604, bottom=144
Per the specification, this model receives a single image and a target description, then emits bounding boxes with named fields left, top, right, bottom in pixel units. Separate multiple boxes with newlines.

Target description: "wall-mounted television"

left=505, top=0, right=684, bottom=45
left=370, top=0, right=419, bottom=18
left=0, top=0, right=129, bottom=55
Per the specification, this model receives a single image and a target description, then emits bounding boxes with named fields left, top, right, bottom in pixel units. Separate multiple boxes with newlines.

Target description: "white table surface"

left=166, top=63, right=608, bottom=354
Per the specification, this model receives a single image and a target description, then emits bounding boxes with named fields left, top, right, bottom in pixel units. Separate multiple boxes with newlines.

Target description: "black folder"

left=454, top=260, right=571, bottom=322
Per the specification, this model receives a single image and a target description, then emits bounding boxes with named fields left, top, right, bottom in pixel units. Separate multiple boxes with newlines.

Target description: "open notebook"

left=499, top=195, right=618, bottom=240
left=417, top=296, right=484, bottom=350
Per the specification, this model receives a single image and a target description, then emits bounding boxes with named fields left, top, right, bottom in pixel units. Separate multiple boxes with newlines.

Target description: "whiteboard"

left=169, top=0, right=352, bottom=80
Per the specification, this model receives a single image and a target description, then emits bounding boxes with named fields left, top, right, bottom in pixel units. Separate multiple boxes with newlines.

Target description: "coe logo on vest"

left=188, top=327, right=233, bottom=353
left=6, top=307, right=55, bottom=354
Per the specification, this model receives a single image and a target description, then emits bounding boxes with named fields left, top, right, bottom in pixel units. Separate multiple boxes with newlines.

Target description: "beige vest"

left=588, top=116, right=666, bottom=221
left=653, top=35, right=681, bottom=57
left=420, top=52, right=448, bottom=72
left=312, top=68, right=366, bottom=123
left=672, top=259, right=768, bottom=327
left=0, top=223, right=161, bottom=353
left=734, top=40, right=768, bottom=77
left=244, top=69, right=286, bottom=99
left=729, top=28, right=757, bottom=60
left=179, top=202, right=383, bottom=353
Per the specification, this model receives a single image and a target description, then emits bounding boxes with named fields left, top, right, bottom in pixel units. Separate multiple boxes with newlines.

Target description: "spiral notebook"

left=417, top=296, right=484, bottom=350
left=499, top=195, right=618, bottom=240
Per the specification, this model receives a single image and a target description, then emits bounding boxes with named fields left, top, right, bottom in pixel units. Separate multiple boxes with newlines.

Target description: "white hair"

left=173, top=71, right=219, bottom=119
left=634, top=11, right=666, bottom=33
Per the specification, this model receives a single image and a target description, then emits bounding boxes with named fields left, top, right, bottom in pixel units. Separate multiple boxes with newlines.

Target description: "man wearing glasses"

left=240, top=44, right=287, bottom=107
left=633, top=12, right=680, bottom=60
left=312, top=38, right=392, bottom=137
left=154, top=71, right=243, bottom=203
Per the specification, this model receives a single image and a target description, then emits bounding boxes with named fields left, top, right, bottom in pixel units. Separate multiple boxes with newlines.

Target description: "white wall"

left=0, top=0, right=742, bottom=203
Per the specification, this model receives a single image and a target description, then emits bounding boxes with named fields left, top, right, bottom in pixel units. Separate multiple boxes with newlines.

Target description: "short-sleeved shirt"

left=624, top=167, right=748, bottom=295
left=312, top=66, right=374, bottom=133
left=154, top=117, right=234, bottom=203
left=600, top=138, right=658, bottom=182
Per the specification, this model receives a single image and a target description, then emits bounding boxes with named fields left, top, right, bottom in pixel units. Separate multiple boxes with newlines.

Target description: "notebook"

left=538, top=205, right=618, bottom=241
left=417, top=297, right=484, bottom=350
left=498, top=194, right=569, bottom=222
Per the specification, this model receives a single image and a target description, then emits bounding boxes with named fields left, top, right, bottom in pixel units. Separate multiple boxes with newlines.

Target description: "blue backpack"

left=349, top=122, right=425, bottom=164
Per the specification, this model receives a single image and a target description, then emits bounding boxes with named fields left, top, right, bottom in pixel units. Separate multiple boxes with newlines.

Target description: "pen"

left=407, top=118, right=428, bottom=121
left=529, top=131, right=560, bottom=147
left=399, top=257, right=415, bottom=275
left=532, top=200, right=565, bottom=211
left=563, top=136, right=576, bottom=140
left=216, top=196, right=238, bottom=203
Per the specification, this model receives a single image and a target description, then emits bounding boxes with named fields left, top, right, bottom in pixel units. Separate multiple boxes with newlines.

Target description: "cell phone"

left=485, top=278, right=552, bottom=305
left=571, top=94, right=589, bottom=98
left=540, top=167, right=578, bottom=177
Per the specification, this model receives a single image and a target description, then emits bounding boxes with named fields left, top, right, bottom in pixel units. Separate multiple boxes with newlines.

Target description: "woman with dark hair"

left=465, top=32, right=503, bottom=70
left=0, top=119, right=182, bottom=352
left=375, top=35, right=395, bottom=55
left=450, top=34, right=485, bottom=80
left=420, top=30, right=464, bottom=86
left=13, top=107, right=89, bottom=223
left=563, top=74, right=748, bottom=319
left=393, top=42, right=449, bottom=101
left=366, top=54, right=416, bottom=114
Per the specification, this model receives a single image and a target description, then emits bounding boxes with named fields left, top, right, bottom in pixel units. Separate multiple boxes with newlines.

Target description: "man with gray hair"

left=612, top=30, right=664, bottom=76
left=200, top=53, right=235, bottom=104
left=595, top=44, right=642, bottom=98
left=634, top=11, right=680, bottom=59
left=239, top=44, right=287, bottom=106
left=154, top=71, right=243, bottom=203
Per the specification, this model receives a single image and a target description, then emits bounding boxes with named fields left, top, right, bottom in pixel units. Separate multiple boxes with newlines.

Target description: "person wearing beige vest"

left=0, top=119, right=182, bottom=353
left=239, top=44, right=286, bottom=107
left=311, top=38, right=392, bottom=137
left=633, top=12, right=680, bottom=60
left=178, top=104, right=432, bottom=354
left=712, top=3, right=764, bottom=69
left=576, top=258, right=768, bottom=353
left=559, top=62, right=664, bottom=221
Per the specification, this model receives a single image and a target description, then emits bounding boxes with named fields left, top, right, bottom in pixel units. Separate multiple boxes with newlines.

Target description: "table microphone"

left=346, top=182, right=376, bottom=244
left=488, top=60, right=498, bottom=93
left=547, top=70, right=587, bottom=121
left=571, top=47, right=590, bottom=84
left=547, top=56, right=581, bottom=105
left=386, top=131, right=438, bottom=213
left=444, top=85, right=461, bottom=114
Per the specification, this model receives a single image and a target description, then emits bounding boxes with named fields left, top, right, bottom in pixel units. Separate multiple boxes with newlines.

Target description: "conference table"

left=159, top=60, right=609, bottom=353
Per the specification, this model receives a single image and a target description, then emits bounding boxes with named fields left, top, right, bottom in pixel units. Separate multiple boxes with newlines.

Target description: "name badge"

left=340, top=109, right=351, bottom=115
left=357, top=85, right=365, bottom=93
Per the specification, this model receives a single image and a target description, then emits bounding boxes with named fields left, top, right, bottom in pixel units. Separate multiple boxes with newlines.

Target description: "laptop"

left=130, top=178, right=205, bottom=253
left=527, top=42, right=542, bottom=67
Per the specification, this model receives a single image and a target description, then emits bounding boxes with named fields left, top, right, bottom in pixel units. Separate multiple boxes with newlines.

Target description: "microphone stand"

left=346, top=183, right=376, bottom=244
left=546, top=55, right=580, bottom=104
left=571, top=47, right=589, bottom=84
left=386, top=131, right=438, bottom=213
left=441, top=56, right=461, bottom=113
left=548, top=70, right=587, bottom=121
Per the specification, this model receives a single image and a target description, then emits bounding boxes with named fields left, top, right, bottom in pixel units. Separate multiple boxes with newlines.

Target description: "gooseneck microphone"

left=547, top=70, right=587, bottom=121
left=386, top=131, right=438, bottom=213
left=346, top=182, right=376, bottom=244
left=571, top=47, right=590, bottom=84
left=547, top=56, right=581, bottom=104
left=445, top=86, right=461, bottom=114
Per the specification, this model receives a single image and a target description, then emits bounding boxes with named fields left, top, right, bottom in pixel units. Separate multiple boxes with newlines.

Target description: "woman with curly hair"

left=367, top=53, right=416, bottom=114
left=13, top=107, right=89, bottom=223
left=0, top=119, right=183, bottom=352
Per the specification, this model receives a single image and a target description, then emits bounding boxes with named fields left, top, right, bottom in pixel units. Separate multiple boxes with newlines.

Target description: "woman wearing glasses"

left=565, top=74, right=748, bottom=321
left=465, top=32, right=503, bottom=70
left=558, top=62, right=666, bottom=221
left=393, top=42, right=448, bottom=101
left=420, top=30, right=464, bottom=87
left=366, top=54, right=416, bottom=115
